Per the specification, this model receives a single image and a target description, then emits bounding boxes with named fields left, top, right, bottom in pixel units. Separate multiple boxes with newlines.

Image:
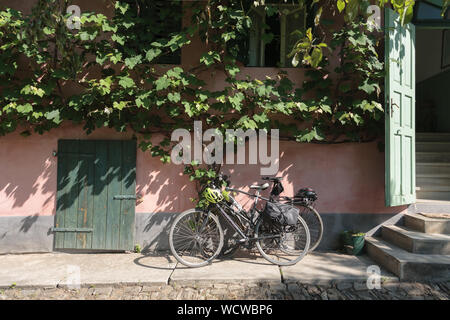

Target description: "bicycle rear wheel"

left=296, top=204, right=323, bottom=252
left=169, top=209, right=224, bottom=268
left=255, top=216, right=310, bottom=266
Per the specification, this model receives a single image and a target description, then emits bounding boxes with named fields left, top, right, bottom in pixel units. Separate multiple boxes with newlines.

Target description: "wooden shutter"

left=385, top=8, right=416, bottom=206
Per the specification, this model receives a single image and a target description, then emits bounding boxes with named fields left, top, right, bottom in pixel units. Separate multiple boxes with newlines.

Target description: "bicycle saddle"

left=250, top=182, right=270, bottom=190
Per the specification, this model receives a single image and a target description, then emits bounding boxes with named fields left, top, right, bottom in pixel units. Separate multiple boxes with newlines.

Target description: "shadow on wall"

left=137, top=212, right=178, bottom=252
left=19, top=214, right=39, bottom=233
left=0, top=134, right=55, bottom=216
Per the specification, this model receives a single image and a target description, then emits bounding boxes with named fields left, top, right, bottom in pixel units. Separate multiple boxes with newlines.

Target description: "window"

left=241, top=4, right=308, bottom=68
left=413, top=0, right=450, bottom=25
left=119, top=0, right=183, bottom=64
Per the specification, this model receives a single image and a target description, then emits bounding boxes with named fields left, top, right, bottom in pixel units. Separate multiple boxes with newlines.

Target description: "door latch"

left=390, top=98, right=400, bottom=117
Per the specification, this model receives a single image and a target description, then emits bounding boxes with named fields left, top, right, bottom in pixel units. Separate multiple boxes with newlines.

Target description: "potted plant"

left=340, top=230, right=365, bottom=255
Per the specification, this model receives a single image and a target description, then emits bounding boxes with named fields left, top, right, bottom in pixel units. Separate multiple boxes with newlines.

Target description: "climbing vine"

left=0, top=0, right=448, bottom=199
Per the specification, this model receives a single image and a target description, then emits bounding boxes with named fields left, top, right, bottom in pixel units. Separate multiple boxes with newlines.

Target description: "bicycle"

left=168, top=174, right=311, bottom=268
left=262, top=176, right=323, bottom=252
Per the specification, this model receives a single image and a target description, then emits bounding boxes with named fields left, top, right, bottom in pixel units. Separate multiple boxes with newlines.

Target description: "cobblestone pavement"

left=1, top=281, right=449, bottom=300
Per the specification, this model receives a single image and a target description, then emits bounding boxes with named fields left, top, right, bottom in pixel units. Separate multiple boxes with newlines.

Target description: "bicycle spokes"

left=170, top=210, right=223, bottom=267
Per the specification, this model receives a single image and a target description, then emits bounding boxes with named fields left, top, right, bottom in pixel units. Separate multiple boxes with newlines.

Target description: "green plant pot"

left=350, top=235, right=365, bottom=255
left=341, top=231, right=365, bottom=255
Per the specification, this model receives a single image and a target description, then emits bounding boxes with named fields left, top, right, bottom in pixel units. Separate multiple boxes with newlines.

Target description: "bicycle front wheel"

left=169, top=209, right=224, bottom=268
left=255, top=216, right=310, bottom=266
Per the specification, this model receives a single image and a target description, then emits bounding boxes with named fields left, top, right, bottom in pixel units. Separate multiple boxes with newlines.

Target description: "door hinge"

left=51, top=227, right=93, bottom=232
left=113, top=195, right=137, bottom=200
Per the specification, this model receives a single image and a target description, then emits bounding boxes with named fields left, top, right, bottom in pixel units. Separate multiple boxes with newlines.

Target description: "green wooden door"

left=54, top=140, right=137, bottom=250
left=385, top=8, right=416, bottom=206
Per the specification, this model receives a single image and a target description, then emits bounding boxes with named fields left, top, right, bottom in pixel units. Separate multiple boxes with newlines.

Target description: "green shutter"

left=385, top=8, right=416, bottom=207
left=54, top=140, right=136, bottom=250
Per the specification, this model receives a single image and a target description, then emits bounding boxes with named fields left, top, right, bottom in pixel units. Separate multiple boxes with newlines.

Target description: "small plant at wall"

left=134, top=244, right=141, bottom=253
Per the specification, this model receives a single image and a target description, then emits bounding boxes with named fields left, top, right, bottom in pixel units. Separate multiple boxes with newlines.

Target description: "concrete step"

left=404, top=213, right=450, bottom=234
left=416, top=142, right=450, bottom=152
left=416, top=175, right=450, bottom=201
left=417, top=162, right=450, bottom=175
left=416, top=185, right=450, bottom=192
left=365, top=237, right=450, bottom=281
left=381, top=225, right=450, bottom=254
left=409, top=200, right=450, bottom=214
left=417, top=163, right=450, bottom=175
left=416, top=190, right=450, bottom=201
left=416, top=175, right=450, bottom=187
left=416, top=152, right=450, bottom=162
left=416, top=132, right=450, bottom=142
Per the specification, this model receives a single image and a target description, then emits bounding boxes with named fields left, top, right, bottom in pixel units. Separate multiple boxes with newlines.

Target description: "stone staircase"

left=416, top=132, right=450, bottom=201
left=366, top=133, right=450, bottom=280
left=366, top=209, right=450, bottom=281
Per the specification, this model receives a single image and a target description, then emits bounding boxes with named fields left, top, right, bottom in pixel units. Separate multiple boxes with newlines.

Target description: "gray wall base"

left=0, top=212, right=399, bottom=254
left=135, top=212, right=398, bottom=253
left=0, top=215, right=54, bottom=254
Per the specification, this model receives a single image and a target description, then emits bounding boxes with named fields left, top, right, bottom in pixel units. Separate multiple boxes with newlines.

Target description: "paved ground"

left=1, top=281, right=449, bottom=300
left=0, top=251, right=449, bottom=300
left=0, top=251, right=396, bottom=288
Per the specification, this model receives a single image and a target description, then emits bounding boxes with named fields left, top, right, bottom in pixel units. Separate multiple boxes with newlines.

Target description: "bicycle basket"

left=263, top=202, right=299, bottom=226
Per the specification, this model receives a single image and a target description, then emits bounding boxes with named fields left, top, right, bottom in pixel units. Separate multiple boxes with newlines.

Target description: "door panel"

left=54, top=140, right=136, bottom=250
left=385, top=8, right=416, bottom=206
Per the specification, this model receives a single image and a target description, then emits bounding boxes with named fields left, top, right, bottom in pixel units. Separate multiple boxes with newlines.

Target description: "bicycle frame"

left=208, top=188, right=280, bottom=245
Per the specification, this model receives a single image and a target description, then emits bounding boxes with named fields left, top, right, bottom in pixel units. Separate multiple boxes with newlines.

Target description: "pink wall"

left=0, top=2, right=405, bottom=217
left=0, top=123, right=404, bottom=217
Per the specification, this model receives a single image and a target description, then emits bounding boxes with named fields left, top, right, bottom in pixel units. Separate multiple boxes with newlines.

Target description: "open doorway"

left=415, top=29, right=450, bottom=201
left=414, top=0, right=450, bottom=202
left=416, top=28, right=450, bottom=133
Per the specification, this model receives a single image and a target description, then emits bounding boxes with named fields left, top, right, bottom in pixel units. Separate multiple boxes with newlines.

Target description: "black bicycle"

left=168, top=174, right=311, bottom=268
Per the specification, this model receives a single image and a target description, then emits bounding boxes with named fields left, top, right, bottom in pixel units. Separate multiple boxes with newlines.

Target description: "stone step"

left=404, top=213, right=450, bottom=234
left=416, top=190, right=450, bottom=201
left=365, top=237, right=450, bottom=281
left=416, top=152, right=450, bottom=162
left=416, top=185, right=450, bottom=192
left=416, top=132, right=450, bottom=142
left=381, top=225, right=450, bottom=254
left=416, top=142, right=450, bottom=153
left=409, top=200, right=450, bottom=214
left=417, top=162, right=450, bottom=175
left=416, top=175, right=450, bottom=187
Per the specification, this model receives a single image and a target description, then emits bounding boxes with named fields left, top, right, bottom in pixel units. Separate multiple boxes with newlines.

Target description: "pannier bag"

left=263, top=202, right=299, bottom=226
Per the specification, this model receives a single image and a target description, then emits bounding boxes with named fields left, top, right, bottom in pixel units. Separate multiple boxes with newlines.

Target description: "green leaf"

left=168, top=92, right=181, bottom=103
left=16, top=103, right=33, bottom=114
left=124, top=55, right=142, bottom=69
left=337, top=0, right=346, bottom=12
left=155, top=76, right=170, bottom=91
left=310, top=47, right=323, bottom=68
left=113, top=101, right=127, bottom=110
left=118, top=76, right=135, bottom=89
left=146, top=48, right=162, bottom=62
left=200, top=51, right=221, bottom=66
